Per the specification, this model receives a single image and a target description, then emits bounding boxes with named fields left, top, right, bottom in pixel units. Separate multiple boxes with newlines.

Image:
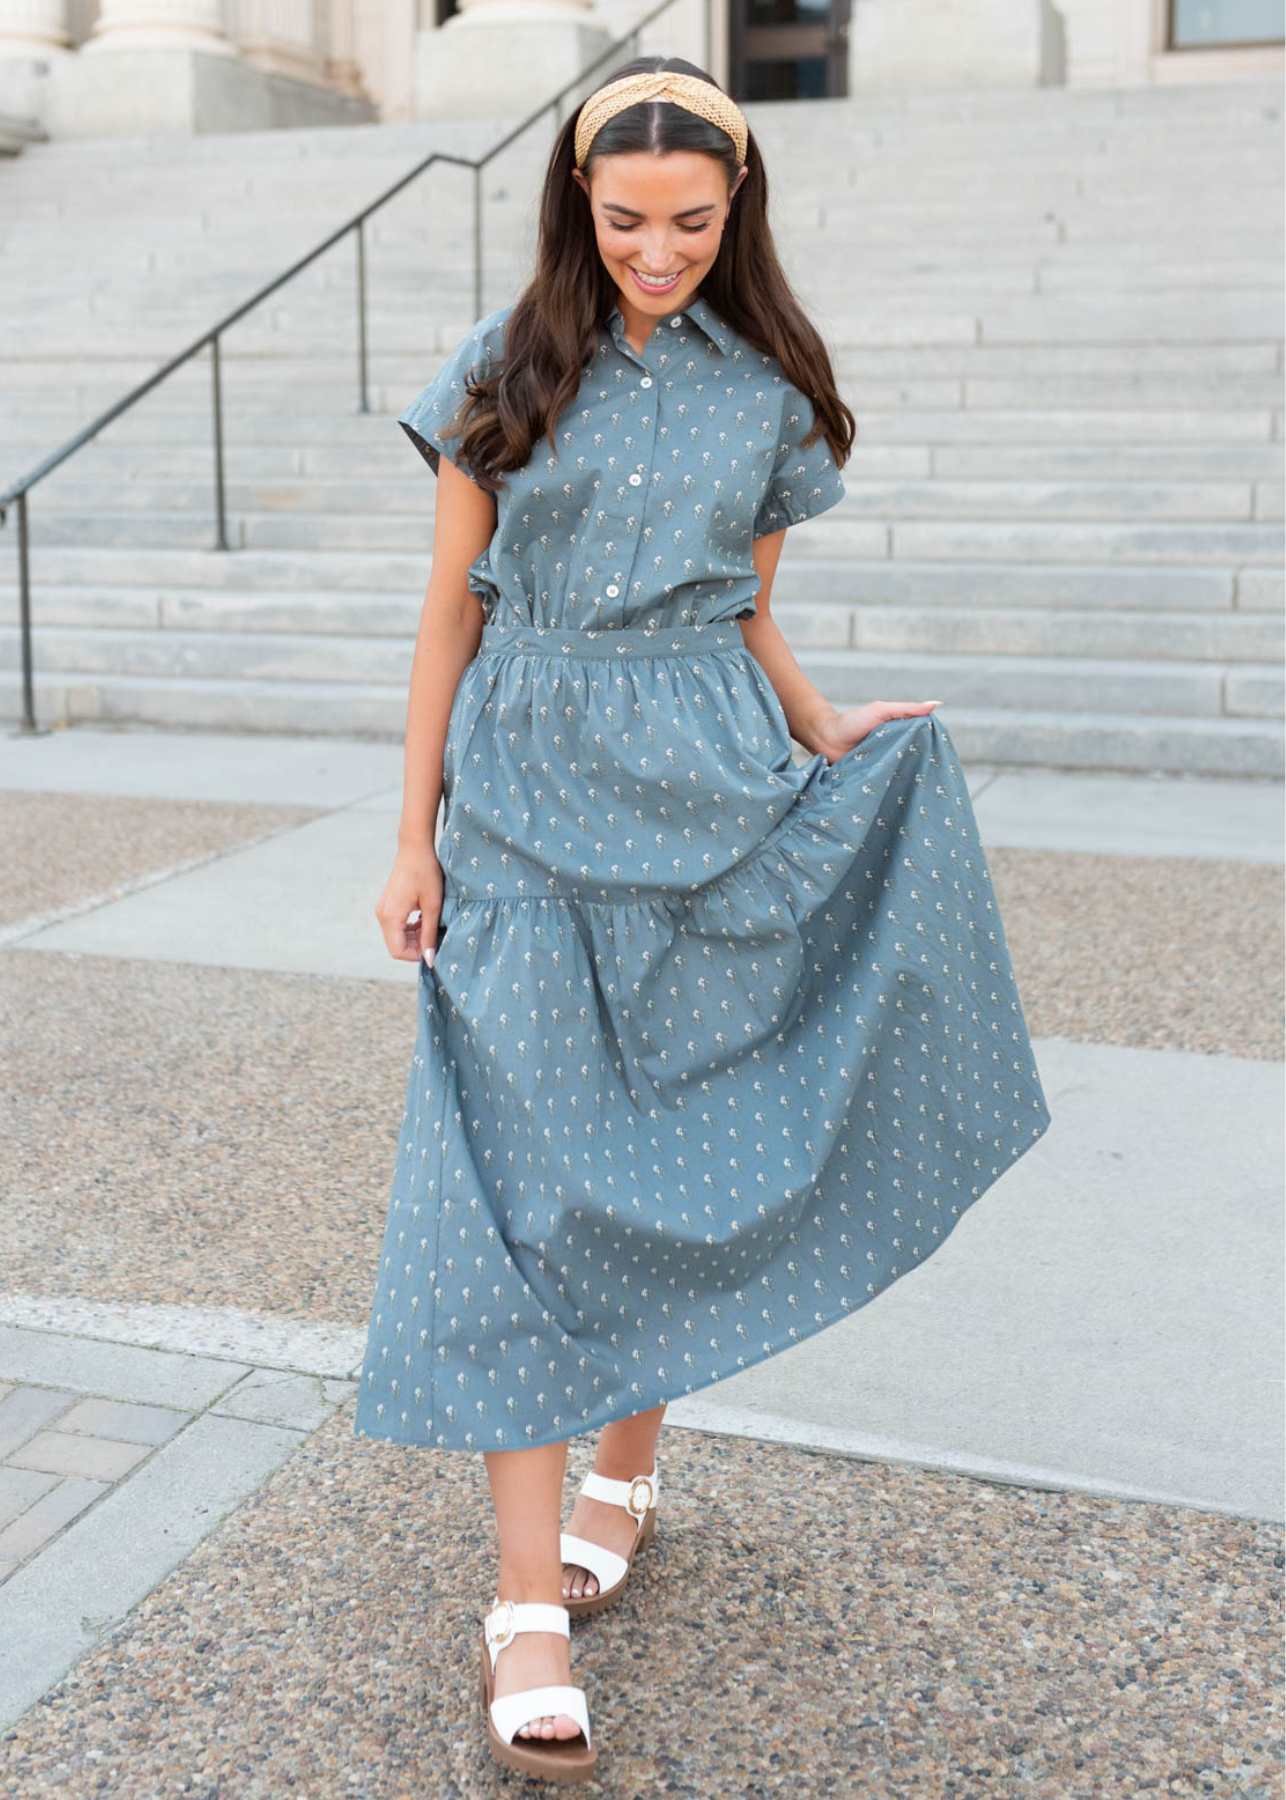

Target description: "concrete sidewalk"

left=2, top=723, right=1280, bottom=973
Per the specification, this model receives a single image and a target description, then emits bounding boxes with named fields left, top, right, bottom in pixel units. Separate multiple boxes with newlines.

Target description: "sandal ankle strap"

left=484, top=1597, right=570, bottom=1656
left=579, top=1467, right=659, bottom=1520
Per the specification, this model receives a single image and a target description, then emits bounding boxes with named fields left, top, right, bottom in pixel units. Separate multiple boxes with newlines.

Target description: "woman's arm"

left=397, top=455, right=493, bottom=849
left=375, top=454, right=497, bottom=964
left=739, top=527, right=942, bottom=763
left=738, top=528, right=840, bottom=756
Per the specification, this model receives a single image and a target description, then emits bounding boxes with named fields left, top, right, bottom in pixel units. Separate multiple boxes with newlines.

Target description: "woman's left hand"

left=813, top=699, right=944, bottom=765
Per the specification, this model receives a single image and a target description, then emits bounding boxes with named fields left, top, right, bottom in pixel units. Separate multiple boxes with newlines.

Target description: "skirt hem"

left=350, top=1107, right=1050, bottom=1456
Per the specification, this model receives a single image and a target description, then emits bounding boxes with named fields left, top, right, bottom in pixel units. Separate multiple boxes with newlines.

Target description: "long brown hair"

left=451, top=53, right=855, bottom=493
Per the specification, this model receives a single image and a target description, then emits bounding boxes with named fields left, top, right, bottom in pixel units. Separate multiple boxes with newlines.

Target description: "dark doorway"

left=730, top=0, right=851, bottom=101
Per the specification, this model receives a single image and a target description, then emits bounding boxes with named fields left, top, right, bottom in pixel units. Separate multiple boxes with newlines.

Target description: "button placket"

left=607, top=341, right=661, bottom=625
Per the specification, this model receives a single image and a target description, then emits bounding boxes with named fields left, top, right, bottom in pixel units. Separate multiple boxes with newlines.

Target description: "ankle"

left=591, top=1451, right=657, bottom=1483
left=495, top=1571, right=567, bottom=1607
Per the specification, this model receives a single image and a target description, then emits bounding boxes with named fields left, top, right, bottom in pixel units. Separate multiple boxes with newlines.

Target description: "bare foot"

left=490, top=1626, right=584, bottom=1743
left=561, top=1490, right=647, bottom=1600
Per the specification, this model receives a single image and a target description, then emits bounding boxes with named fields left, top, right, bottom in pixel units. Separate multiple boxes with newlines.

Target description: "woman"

left=359, top=56, right=1052, bottom=1781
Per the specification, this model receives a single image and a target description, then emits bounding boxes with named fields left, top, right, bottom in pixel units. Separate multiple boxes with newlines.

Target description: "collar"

left=607, top=290, right=734, bottom=357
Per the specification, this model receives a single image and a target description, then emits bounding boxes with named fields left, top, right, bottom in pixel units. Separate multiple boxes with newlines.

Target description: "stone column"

left=0, top=0, right=70, bottom=56
left=324, top=0, right=368, bottom=99
left=231, top=0, right=328, bottom=83
left=0, top=0, right=71, bottom=131
left=80, top=0, right=239, bottom=56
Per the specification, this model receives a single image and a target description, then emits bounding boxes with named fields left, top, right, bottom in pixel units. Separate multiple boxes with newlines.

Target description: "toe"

left=560, top=1559, right=600, bottom=1600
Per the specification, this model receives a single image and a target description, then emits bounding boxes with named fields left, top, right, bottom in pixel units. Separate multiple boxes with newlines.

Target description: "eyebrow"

left=602, top=202, right=717, bottom=220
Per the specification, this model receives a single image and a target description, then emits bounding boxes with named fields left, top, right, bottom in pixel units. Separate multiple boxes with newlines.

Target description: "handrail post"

left=15, top=490, right=41, bottom=735
left=211, top=332, right=229, bottom=551
left=356, top=219, right=370, bottom=414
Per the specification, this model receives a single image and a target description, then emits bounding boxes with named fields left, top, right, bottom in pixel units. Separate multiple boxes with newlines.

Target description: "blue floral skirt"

left=353, top=617, right=1051, bottom=1452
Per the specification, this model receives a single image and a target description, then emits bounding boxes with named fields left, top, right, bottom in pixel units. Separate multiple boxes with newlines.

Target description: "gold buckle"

left=485, top=1598, right=516, bottom=1650
left=626, top=1474, right=654, bottom=1518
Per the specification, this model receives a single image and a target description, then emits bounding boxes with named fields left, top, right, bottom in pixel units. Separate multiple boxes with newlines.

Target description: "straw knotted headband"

left=574, top=71, right=749, bottom=169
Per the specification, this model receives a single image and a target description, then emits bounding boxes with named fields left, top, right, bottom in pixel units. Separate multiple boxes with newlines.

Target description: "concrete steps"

left=2, top=437, right=1281, bottom=482
left=0, top=555, right=1279, bottom=617
left=5, top=371, right=1283, bottom=412
left=0, top=666, right=1276, bottom=776
left=9, top=511, right=1284, bottom=564
left=0, top=76, right=1281, bottom=773
left=3, top=619, right=1279, bottom=719
left=14, top=473, right=1279, bottom=522
left=0, top=111, right=44, bottom=158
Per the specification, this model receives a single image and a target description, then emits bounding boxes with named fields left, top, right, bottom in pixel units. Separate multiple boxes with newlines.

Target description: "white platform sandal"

left=559, top=1466, right=660, bottom=1618
left=478, top=1596, right=596, bottom=1782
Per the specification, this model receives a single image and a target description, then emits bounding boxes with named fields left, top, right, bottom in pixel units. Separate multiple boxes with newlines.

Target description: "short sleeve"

left=753, top=387, right=846, bottom=538
left=397, top=314, right=503, bottom=482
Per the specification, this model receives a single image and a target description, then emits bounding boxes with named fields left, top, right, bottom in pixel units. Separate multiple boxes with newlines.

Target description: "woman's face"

left=572, top=150, right=747, bottom=333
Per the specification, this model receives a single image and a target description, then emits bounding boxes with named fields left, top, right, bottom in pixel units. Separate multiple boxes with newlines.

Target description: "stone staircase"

left=0, top=110, right=44, bottom=157
left=0, top=79, right=1282, bottom=775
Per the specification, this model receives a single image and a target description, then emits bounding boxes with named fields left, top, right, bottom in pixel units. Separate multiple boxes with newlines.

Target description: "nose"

left=637, top=233, right=679, bottom=269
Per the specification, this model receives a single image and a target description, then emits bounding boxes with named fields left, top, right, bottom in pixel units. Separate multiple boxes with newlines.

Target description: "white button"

left=639, top=375, right=653, bottom=388
left=670, top=315, right=683, bottom=326
left=605, top=584, right=620, bottom=597
left=628, top=473, right=643, bottom=486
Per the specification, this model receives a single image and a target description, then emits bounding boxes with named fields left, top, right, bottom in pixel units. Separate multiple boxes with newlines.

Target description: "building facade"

left=0, top=0, right=1281, bottom=135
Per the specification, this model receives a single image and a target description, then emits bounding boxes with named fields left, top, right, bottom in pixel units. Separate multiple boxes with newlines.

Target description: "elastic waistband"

left=477, top=619, right=745, bottom=660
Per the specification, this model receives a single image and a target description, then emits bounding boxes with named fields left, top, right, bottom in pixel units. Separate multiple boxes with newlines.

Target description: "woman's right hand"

left=375, top=841, right=445, bottom=966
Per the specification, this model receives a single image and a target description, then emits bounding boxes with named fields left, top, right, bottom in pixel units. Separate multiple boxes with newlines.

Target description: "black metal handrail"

left=0, top=0, right=710, bottom=734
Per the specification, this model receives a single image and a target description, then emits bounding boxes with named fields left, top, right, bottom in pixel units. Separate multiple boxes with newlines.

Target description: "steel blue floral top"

left=396, top=293, right=846, bottom=631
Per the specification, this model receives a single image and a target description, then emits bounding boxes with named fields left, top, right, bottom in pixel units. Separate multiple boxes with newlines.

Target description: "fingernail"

left=423, top=947, right=434, bottom=967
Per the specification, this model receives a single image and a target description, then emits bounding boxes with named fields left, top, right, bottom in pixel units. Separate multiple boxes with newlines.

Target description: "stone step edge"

left=1, top=587, right=1281, bottom=631
left=2, top=672, right=1280, bottom=777
left=3, top=665, right=1283, bottom=720
left=1, top=556, right=1278, bottom=593
left=11, top=507, right=1285, bottom=536
left=15, top=476, right=1278, bottom=508
left=2, top=620, right=1282, bottom=679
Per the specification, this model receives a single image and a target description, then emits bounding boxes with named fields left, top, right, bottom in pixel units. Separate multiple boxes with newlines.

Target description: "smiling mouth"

left=629, top=267, right=684, bottom=290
